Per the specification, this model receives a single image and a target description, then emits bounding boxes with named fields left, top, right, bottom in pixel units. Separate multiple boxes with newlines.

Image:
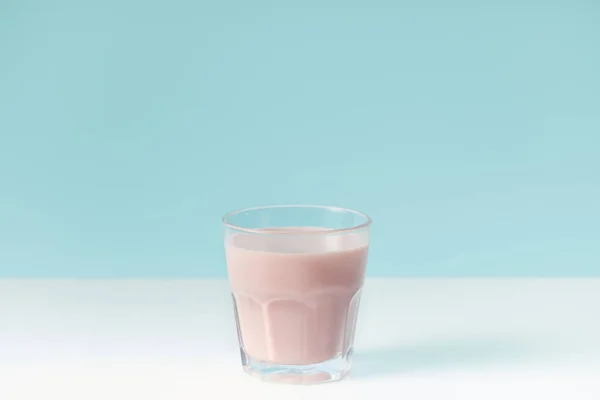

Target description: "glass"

left=223, top=205, right=371, bottom=384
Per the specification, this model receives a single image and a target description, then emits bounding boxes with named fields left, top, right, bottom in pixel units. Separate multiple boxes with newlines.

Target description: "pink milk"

left=225, top=228, right=368, bottom=365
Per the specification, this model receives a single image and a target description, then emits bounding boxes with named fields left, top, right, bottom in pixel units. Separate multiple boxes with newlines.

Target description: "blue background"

left=1, top=0, right=598, bottom=278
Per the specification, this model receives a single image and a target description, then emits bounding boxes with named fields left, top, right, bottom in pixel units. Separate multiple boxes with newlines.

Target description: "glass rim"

left=222, top=204, right=372, bottom=235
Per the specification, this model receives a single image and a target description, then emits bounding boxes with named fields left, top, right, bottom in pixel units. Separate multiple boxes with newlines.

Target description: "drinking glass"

left=223, top=205, right=371, bottom=384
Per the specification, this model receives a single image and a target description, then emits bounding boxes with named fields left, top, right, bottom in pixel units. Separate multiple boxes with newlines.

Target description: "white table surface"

left=1, top=279, right=599, bottom=399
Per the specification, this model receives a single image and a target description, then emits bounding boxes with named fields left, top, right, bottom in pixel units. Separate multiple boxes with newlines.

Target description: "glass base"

left=240, top=348, right=353, bottom=385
